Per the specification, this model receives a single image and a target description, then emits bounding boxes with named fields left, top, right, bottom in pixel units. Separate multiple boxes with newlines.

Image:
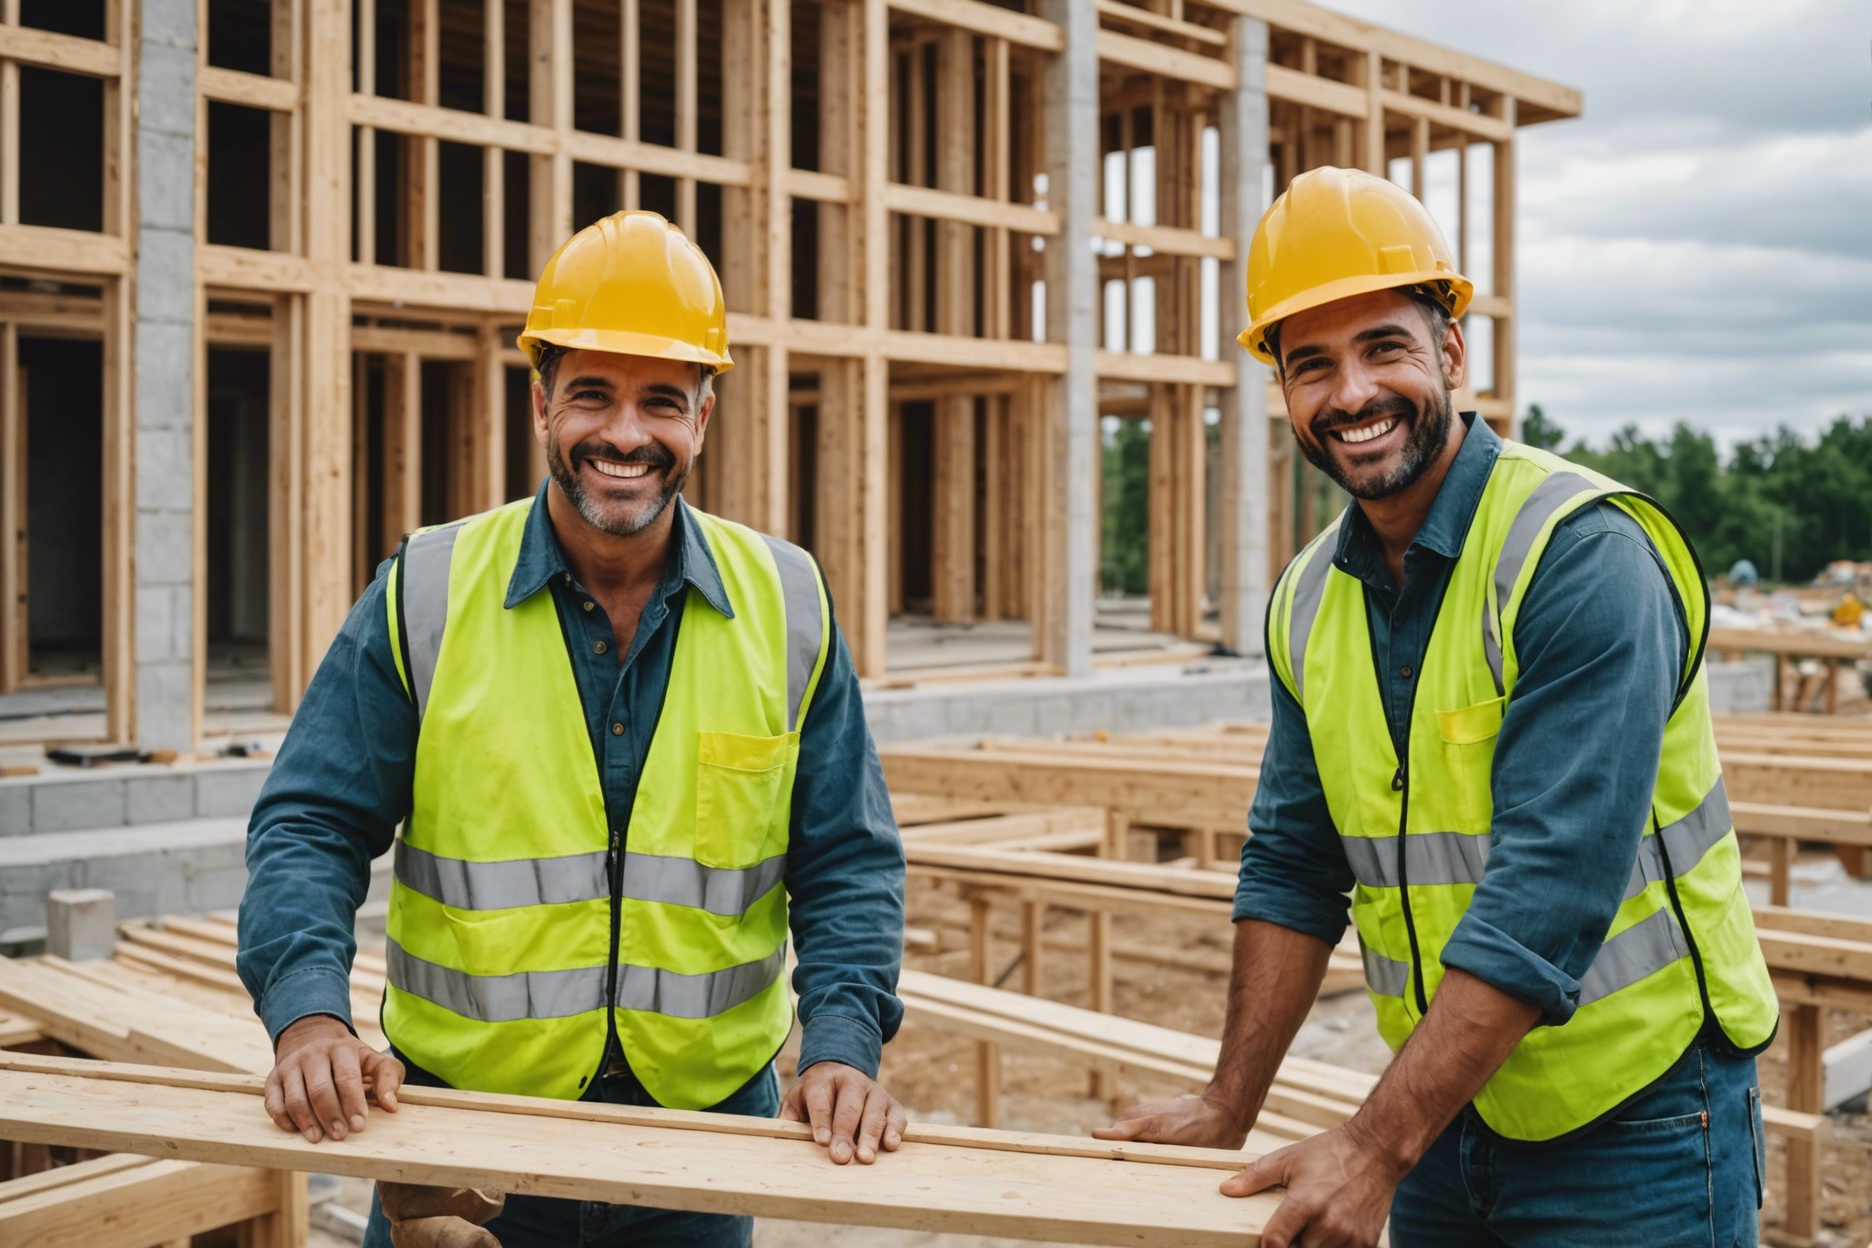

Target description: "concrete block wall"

left=0, top=759, right=271, bottom=837
left=134, top=0, right=200, bottom=752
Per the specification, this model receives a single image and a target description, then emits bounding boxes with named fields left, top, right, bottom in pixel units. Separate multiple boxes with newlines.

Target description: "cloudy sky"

left=1322, top=0, right=1872, bottom=450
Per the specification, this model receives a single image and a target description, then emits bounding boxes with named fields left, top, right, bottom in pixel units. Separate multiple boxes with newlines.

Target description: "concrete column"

left=134, top=0, right=200, bottom=750
left=1218, top=17, right=1272, bottom=657
left=1038, top=0, right=1097, bottom=679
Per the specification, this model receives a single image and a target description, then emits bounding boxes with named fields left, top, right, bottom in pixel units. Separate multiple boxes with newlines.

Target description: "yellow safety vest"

left=379, top=499, right=830, bottom=1109
left=1267, top=441, right=1778, bottom=1141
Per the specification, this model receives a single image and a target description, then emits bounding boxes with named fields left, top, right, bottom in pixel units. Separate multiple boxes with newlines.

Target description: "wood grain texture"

left=0, top=1056, right=1280, bottom=1246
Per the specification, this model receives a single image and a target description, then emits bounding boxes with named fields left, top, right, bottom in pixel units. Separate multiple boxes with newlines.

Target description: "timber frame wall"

left=0, top=0, right=1577, bottom=748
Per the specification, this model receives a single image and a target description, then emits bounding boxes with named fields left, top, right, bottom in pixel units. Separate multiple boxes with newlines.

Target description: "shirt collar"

left=504, top=483, right=736, bottom=620
left=1333, top=411, right=1499, bottom=585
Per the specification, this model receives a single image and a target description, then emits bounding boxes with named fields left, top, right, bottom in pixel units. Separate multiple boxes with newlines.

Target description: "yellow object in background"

left=1834, top=593, right=1863, bottom=627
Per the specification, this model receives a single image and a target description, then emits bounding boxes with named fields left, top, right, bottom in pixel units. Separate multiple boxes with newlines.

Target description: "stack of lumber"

left=883, top=716, right=1872, bottom=1247
left=0, top=1053, right=1281, bottom=1247
left=0, top=915, right=1304, bottom=1244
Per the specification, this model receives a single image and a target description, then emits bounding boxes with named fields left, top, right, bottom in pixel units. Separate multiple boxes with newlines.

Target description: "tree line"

left=1524, top=407, right=1872, bottom=586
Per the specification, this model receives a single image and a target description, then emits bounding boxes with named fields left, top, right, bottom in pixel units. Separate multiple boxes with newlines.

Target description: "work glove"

left=378, top=1181, right=505, bottom=1248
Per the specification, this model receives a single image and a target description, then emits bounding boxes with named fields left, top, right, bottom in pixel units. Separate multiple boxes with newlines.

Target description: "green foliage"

left=1540, top=408, right=1872, bottom=584
left=1101, top=418, right=1152, bottom=596
left=1519, top=404, right=1567, bottom=452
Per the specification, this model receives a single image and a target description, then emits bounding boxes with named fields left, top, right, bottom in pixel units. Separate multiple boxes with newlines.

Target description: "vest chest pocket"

left=1434, top=694, right=1505, bottom=830
left=696, top=731, right=797, bottom=870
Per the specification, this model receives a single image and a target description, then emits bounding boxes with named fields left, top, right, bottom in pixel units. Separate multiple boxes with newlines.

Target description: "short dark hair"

left=534, top=342, right=570, bottom=398
left=1265, top=283, right=1454, bottom=374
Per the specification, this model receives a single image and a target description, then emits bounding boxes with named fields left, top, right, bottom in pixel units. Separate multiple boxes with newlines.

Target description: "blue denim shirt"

left=237, top=484, right=906, bottom=1088
left=1235, top=415, right=1688, bottom=1026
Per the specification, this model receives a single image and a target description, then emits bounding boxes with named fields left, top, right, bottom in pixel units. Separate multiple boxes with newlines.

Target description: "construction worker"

left=1098, top=168, right=1778, bottom=1247
left=236, top=210, right=908, bottom=1248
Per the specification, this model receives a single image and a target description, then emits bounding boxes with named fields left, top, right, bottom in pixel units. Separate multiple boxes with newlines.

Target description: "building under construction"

left=0, top=0, right=1579, bottom=750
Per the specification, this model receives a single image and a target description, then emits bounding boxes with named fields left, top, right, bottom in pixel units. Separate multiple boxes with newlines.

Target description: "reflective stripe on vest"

left=400, top=527, right=824, bottom=733
left=385, top=936, right=784, bottom=1022
left=391, top=521, right=820, bottom=922
left=1482, top=470, right=1596, bottom=692
left=1363, top=905, right=1689, bottom=1011
left=1339, top=776, right=1733, bottom=898
left=395, top=841, right=786, bottom=917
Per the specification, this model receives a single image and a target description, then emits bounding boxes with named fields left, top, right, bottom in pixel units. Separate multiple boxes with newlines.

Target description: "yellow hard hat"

left=518, top=210, right=734, bottom=376
left=1237, top=166, right=1472, bottom=366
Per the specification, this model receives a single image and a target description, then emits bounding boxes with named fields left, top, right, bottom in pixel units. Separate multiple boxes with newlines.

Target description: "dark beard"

left=549, top=437, right=686, bottom=536
left=1299, top=390, right=1454, bottom=501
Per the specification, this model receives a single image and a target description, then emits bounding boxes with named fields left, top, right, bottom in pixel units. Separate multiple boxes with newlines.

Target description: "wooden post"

left=301, top=0, right=356, bottom=674
left=1088, top=908, right=1113, bottom=1101
left=1038, top=0, right=1097, bottom=678
left=1784, top=1002, right=1821, bottom=1244
left=968, top=891, right=1001, bottom=1128
left=1021, top=899, right=1044, bottom=996
left=0, top=321, right=20, bottom=692
left=931, top=29, right=977, bottom=624
left=529, top=0, right=574, bottom=275
left=381, top=353, right=422, bottom=542
left=267, top=297, right=305, bottom=712
left=1491, top=100, right=1516, bottom=429
left=1770, top=836, right=1792, bottom=909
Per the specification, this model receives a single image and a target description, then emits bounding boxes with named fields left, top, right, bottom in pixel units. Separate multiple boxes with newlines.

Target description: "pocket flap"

left=1437, top=695, right=1506, bottom=745
left=698, top=730, right=795, bottom=773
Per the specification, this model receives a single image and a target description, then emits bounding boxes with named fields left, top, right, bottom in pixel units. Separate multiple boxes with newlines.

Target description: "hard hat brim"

left=1238, top=270, right=1475, bottom=366
left=517, top=326, right=736, bottom=377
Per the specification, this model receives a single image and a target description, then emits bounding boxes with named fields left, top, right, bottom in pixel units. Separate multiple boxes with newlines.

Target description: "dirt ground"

left=310, top=875, right=1872, bottom=1247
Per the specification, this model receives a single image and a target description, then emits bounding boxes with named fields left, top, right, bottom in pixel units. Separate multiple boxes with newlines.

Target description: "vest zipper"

left=605, top=825, right=623, bottom=1036
left=1392, top=761, right=1431, bottom=1015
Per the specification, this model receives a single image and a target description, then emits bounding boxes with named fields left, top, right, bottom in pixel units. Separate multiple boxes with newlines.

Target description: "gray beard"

left=1300, top=390, right=1455, bottom=501
left=549, top=445, right=687, bottom=537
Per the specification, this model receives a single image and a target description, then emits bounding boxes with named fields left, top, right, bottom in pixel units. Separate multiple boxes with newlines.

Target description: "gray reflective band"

left=387, top=937, right=784, bottom=1022
left=761, top=536, right=824, bottom=731
left=1625, top=778, right=1733, bottom=901
left=387, top=937, right=608, bottom=1021
left=1362, top=942, right=1411, bottom=999
left=1342, top=779, right=1732, bottom=894
left=1481, top=601, right=1506, bottom=697
left=617, top=947, right=785, bottom=1018
left=1578, top=907, right=1688, bottom=1007
left=397, top=843, right=786, bottom=917
left=621, top=851, right=786, bottom=916
left=397, top=841, right=608, bottom=910
left=1286, top=537, right=1337, bottom=701
left=401, top=521, right=467, bottom=719
left=1341, top=829, right=1491, bottom=891
left=1494, top=471, right=1594, bottom=618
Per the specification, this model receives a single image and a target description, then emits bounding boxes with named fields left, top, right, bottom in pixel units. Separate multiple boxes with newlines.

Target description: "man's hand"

left=779, top=1061, right=905, bottom=1165
left=264, top=1013, right=404, bottom=1143
left=1221, top=1122, right=1403, bottom=1248
left=1091, top=1090, right=1248, bottom=1149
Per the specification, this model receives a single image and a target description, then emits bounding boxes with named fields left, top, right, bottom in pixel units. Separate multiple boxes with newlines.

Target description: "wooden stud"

left=0, top=322, right=18, bottom=691
left=968, top=891, right=1002, bottom=1129
left=1784, top=1001, right=1822, bottom=1243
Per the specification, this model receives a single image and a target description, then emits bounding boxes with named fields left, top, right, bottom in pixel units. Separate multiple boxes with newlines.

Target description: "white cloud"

left=1321, top=0, right=1872, bottom=447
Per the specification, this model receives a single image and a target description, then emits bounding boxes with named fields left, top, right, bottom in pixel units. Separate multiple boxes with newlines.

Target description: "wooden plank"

left=0, top=1057, right=1280, bottom=1245
left=888, top=0, right=1063, bottom=51
left=882, top=745, right=1254, bottom=828
left=1093, top=217, right=1234, bottom=260
left=1265, top=64, right=1367, bottom=119
left=0, top=223, right=130, bottom=275
left=1096, top=29, right=1233, bottom=90
left=0, top=1157, right=280, bottom=1248
left=1094, top=0, right=1227, bottom=47
left=0, top=23, right=121, bottom=77
left=197, top=66, right=300, bottom=112
left=885, top=182, right=1060, bottom=235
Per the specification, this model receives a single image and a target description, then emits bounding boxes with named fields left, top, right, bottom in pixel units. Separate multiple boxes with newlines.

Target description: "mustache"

left=1311, top=396, right=1415, bottom=440
left=572, top=442, right=676, bottom=472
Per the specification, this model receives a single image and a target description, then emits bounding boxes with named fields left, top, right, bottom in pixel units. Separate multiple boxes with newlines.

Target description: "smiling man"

left=1097, top=168, right=1778, bottom=1247
left=237, top=211, right=907, bottom=1248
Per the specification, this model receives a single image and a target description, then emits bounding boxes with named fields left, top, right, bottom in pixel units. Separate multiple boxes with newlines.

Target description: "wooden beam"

left=888, top=0, right=1062, bottom=52
left=0, top=1056, right=1282, bottom=1245
left=1096, top=29, right=1233, bottom=91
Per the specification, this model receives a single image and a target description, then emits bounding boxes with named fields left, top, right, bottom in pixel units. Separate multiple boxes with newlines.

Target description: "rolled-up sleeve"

left=237, top=566, right=413, bottom=1042
left=1234, top=658, right=1355, bottom=946
left=785, top=592, right=906, bottom=1078
left=1440, top=503, right=1687, bottom=1025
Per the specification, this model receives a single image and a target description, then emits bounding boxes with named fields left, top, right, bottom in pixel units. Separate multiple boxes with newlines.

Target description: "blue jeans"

left=1390, top=1041, right=1764, bottom=1248
left=361, top=1059, right=781, bottom=1248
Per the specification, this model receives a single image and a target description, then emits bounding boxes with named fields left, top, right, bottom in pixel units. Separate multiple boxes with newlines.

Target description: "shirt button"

left=583, top=601, right=595, bottom=611
left=612, top=722, right=624, bottom=736
left=1400, top=666, right=1413, bottom=678
left=563, top=573, right=572, bottom=585
left=594, top=640, right=608, bottom=655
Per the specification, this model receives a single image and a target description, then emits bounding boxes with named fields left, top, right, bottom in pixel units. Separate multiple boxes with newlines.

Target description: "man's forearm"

left=1342, top=967, right=1540, bottom=1173
left=1207, top=919, right=1335, bottom=1130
